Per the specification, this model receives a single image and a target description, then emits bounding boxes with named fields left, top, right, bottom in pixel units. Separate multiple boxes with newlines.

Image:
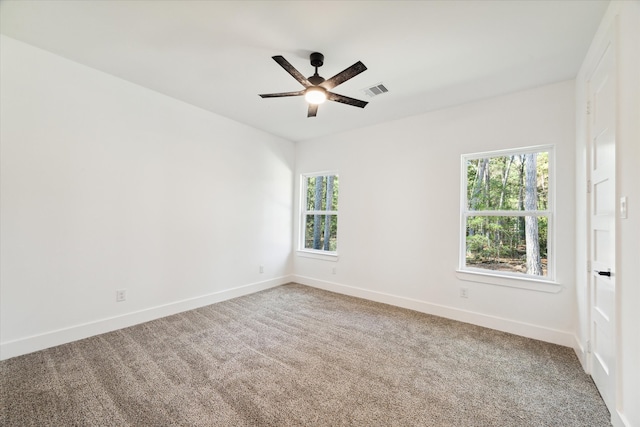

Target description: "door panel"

left=594, top=277, right=614, bottom=322
left=594, top=179, right=613, bottom=216
left=593, top=228, right=611, bottom=264
left=593, top=128, right=615, bottom=172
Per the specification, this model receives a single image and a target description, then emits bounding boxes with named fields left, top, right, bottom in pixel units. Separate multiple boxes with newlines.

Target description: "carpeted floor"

left=0, top=283, right=610, bottom=426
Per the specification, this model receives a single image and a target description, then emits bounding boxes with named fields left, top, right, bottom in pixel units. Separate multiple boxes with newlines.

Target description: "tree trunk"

left=470, top=158, right=488, bottom=210
left=524, top=153, right=542, bottom=275
left=517, top=155, right=526, bottom=245
left=323, top=176, right=334, bottom=251
left=496, top=156, right=514, bottom=261
left=469, top=158, right=488, bottom=238
left=312, top=176, right=324, bottom=249
left=498, top=156, right=514, bottom=210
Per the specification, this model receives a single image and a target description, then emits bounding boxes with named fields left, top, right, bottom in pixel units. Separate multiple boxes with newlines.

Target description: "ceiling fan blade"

left=259, top=90, right=305, bottom=98
left=320, top=61, right=367, bottom=90
left=327, top=92, right=368, bottom=108
left=307, top=104, right=318, bottom=118
left=272, top=56, right=312, bottom=88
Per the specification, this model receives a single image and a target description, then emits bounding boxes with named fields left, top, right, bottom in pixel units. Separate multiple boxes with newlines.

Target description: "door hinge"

left=586, top=340, right=592, bottom=354
left=587, top=180, right=591, bottom=193
left=586, top=100, right=591, bottom=115
left=587, top=260, right=591, bottom=273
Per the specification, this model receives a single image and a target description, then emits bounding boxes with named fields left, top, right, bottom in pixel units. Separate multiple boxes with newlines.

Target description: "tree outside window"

left=301, top=173, right=338, bottom=253
left=462, top=147, right=553, bottom=279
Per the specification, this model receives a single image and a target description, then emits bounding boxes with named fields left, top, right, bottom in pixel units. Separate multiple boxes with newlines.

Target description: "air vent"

left=363, top=83, right=389, bottom=97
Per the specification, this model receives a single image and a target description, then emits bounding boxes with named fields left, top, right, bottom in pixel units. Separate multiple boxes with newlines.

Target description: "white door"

left=588, top=30, right=616, bottom=413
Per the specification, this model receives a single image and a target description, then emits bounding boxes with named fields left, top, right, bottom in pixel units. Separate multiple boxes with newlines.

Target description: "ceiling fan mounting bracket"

left=310, top=52, right=324, bottom=68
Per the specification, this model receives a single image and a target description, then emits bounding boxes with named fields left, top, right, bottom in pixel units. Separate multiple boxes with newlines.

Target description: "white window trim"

left=298, top=171, right=339, bottom=258
left=459, top=145, right=558, bottom=288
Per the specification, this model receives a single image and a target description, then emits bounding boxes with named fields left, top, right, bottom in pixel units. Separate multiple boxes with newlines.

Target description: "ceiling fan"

left=259, top=52, right=368, bottom=117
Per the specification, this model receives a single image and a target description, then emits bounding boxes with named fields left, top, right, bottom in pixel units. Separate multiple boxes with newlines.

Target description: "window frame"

left=299, top=171, right=339, bottom=258
left=459, top=145, right=556, bottom=284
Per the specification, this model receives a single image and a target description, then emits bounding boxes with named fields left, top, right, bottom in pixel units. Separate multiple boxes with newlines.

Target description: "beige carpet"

left=1, top=283, right=610, bottom=426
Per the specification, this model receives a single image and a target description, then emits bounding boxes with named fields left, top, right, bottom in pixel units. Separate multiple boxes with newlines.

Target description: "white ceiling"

left=1, top=0, right=608, bottom=142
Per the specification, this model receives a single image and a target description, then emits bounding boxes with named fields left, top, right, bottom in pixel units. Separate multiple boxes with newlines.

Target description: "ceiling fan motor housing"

left=308, top=75, right=325, bottom=85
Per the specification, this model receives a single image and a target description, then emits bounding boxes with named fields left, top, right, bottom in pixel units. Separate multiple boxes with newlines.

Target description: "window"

left=460, top=146, right=553, bottom=281
left=300, top=172, right=338, bottom=254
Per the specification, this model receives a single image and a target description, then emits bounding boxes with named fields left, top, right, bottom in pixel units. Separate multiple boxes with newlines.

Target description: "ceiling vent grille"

left=363, top=83, right=389, bottom=97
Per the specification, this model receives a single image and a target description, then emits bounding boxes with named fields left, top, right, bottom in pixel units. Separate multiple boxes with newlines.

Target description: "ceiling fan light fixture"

left=304, top=87, right=327, bottom=105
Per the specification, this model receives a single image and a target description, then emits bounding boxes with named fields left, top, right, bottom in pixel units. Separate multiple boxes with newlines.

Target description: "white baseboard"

left=0, top=275, right=292, bottom=361
left=612, top=411, right=629, bottom=427
left=293, top=275, right=574, bottom=348
left=573, top=334, right=589, bottom=372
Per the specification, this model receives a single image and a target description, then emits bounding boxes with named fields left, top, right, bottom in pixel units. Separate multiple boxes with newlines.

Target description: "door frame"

left=583, top=18, right=618, bottom=417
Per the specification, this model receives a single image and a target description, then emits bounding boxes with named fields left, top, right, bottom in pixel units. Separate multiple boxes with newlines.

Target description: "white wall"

left=575, top=2, right=640, bottom=426
left=294, top=80, right=577, bottom=346
left=3, top=13, right=635, bottom=422
left=0, top=35, right=295, bottom=360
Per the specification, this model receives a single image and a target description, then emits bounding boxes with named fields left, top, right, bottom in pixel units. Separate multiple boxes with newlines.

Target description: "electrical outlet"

left=460, top=287, right=469, bottom=299
left=259, top=265, right=264, bottom=274
left=332, top=267, right=336, bottom=275
left=116, top=289, right=127, bottom=302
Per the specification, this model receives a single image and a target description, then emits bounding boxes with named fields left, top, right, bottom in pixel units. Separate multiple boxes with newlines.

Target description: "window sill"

left=455, top=269, right=562, bottom=293
left=297, top=250, right=339, bottom=262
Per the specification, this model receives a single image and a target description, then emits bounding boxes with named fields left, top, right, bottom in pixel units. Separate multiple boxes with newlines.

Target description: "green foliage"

left=306, top=175, right=339, bottom=211
left=467, top=153, right=548, bottom=211
left=305, top=215, right=338, bottom=251
left=465, top=152, right=549, bottom=275
left=304, top=175, right=339, bottom=251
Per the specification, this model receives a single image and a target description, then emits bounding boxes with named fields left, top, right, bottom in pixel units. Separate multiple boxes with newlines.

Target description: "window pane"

left=304, top=214, right=338, bottom=251
left=465, top=216, right=548, bottom=276
left=306, top=175, right=339, bottom=211
left=466, top=153, right=548, bottom=211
